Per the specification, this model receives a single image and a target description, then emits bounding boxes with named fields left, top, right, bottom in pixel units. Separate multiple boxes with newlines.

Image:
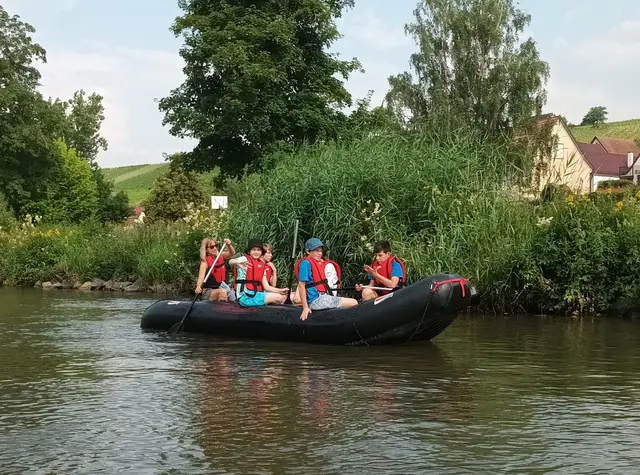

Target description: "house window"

left=554, top=141, right=564, bottom=159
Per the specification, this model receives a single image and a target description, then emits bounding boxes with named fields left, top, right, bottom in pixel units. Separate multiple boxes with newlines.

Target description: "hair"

left=199, top=237, right=218, bottom=261
left=373, top=240, right=391, bottom=254
left=263, top=243, right=273, bottom=252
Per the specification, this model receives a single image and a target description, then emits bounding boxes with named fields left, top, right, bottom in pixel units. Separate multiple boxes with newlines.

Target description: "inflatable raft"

left=140, top=274, right=477, bottom=346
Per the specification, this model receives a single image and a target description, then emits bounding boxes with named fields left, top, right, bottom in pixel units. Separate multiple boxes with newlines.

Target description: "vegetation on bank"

left=3, top=131, right=640, bottom=316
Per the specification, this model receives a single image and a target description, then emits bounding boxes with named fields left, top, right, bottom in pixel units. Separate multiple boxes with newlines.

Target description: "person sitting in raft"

left=296, top=238, right=357, bottom=321
left=195, top=237, right=235, bottom=301
left=356, top=240, right=406, bottom=301
left=229, top=238, right=289, bottom=307
left=261, top=243, right=277, bottom=287
left=290, top=247, right=340, bottom=305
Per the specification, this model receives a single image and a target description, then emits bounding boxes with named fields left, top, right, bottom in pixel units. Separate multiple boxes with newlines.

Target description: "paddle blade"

left=167, top=320, right=184, bottom=334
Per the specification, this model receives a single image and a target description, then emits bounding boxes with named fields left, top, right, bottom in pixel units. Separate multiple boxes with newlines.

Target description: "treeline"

left=0, top=7, right=129, bottom=228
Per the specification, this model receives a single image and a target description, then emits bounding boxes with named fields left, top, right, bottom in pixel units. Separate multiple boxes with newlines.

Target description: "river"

left=1, top=288, right=639, bottom=474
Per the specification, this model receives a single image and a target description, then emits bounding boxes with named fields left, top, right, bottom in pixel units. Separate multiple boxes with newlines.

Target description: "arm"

left=364, top=265, right=399, bottom=289
left=221, top=238, right=235, bottom=259
left=261, top=274, right=287, bottom=294
left=298, top=281, right=311, bottom=320
left=195, top=260, right=207, bottom=293
left=372, top=273, right=399, bottom=289
left=269, top=264, right=277, bottom=287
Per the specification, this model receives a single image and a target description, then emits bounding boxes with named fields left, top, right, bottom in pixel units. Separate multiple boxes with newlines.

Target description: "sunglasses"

left=207, top=244, right=218, bottom=249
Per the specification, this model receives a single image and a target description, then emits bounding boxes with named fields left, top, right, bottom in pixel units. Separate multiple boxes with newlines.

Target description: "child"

left=229, top=238, right=289, bottom=307
left=297, top=238, right=357, bottom=321
left=261, top=243, right=277, bottom=287
left=357, top=240, right=406, bottom=301
left=195, top=237, right=235, bottom=301
left=290, top=247, right=339, bottom=305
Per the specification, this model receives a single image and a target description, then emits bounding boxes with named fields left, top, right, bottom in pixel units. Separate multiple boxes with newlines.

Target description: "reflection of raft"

left=140, top=274, right=478, bottom=346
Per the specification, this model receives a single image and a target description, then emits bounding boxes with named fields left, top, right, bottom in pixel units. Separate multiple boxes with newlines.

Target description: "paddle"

left=284, top=219, right=300, bottom=305
left=332, top=285, right=401, bottom=292
left=167, top=242, right=227, bottom=334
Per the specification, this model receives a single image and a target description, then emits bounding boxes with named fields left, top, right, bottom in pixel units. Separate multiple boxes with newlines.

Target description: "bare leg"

left=341, top=297, right=359, bottom=308
left=361, top=288, right=378, bottom=301
left=265, top=292, right=287, bottom=305
left=210, top=289, right=227, bottom=301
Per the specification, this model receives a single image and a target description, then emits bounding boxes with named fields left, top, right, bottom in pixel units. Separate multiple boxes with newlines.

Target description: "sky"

left=3, top=0, right=640, bottom=168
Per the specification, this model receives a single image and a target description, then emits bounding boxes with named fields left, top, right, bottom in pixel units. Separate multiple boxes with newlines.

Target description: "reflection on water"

left=1, top=288, right=640, bottom=474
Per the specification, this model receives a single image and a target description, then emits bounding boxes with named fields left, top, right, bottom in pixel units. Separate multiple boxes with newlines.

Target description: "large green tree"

left=0, top=7, right=63, bottom=213
left=386, top=0, right=550, bottom=135
left=158, top=0, right=360, bottom=178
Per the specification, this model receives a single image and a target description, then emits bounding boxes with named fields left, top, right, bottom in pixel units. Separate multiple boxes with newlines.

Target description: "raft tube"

left=140, top=274, right=478, bottom=346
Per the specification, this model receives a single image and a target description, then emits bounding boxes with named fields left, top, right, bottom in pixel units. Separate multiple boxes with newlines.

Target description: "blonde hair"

left=263, top=243, right=273, bottom=252
left=199, top=237, right=218, bottom=262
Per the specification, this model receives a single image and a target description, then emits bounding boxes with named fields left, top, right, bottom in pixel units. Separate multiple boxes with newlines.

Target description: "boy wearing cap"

left=230, top=238, right=289, bottom=307
left=297, top=238, right=358, bottom=321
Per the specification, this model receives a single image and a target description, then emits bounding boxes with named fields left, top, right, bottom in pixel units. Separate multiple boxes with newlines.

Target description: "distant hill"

left=102, top=163, right=218, bottom=206
left=103, top=163, right=169, bottom=205
left=570, top=119, right=640, bottom=144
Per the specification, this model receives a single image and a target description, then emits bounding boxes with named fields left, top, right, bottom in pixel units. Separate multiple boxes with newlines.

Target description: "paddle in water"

left=167, top=242, right=227, bottom=334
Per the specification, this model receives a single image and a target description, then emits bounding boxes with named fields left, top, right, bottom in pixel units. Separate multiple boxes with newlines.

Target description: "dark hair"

left=373, top=240, right=391, bottom=253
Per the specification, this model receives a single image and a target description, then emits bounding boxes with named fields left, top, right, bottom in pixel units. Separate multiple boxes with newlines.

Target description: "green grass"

left=570, top=119, right=640, bottom=143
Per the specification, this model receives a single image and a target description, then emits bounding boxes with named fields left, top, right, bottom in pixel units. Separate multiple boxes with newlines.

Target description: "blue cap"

left=305, top=238, right=324, bottom=251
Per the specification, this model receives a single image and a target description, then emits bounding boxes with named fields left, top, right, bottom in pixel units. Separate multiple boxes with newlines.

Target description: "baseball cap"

left=305, top=238, right=325, bottom=251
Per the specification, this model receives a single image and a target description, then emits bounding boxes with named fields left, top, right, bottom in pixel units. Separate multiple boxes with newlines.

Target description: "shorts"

left=309, top=293, right=343, bottom=310
left=238, top=291, right=266, bottom=307
left=203, top=283, right=236, bottom=302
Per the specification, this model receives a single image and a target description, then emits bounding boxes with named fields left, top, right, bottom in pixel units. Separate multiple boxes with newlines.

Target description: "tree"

left=385, top=0, right=550, bottom=135
left=580, top=106, right=608, bottom=127
left=0, top=7, right=63, bottom=214
left=143, top=160, right=207, bottom=221
left=33, top=140, right=99, bottom=223
left=59, top=89, right=108, bottom=167
left=158, top=0, right=360, bottom=179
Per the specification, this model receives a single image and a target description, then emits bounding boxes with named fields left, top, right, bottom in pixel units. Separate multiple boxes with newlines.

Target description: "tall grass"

left=225, top=130, right=537, bottom=309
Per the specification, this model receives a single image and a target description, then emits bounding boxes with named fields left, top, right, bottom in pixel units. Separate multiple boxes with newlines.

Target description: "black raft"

left=140, top=273, right=478, bottom=346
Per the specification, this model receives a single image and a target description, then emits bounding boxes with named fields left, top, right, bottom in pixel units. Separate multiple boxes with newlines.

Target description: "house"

left=534, top=115, right=640, bottom=193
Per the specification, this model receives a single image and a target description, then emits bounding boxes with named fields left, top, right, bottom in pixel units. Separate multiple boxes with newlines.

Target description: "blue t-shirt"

left=297, top=259, right=321, bottom=304
left=369, top=260, right=404, bottom=285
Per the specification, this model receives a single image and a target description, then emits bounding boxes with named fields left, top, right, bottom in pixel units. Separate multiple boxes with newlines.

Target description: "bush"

left=224, top=129, right=536, bottom=308
left=143, top=163, right=208, bottom=222
left=521, top=193, right=640, bottom=315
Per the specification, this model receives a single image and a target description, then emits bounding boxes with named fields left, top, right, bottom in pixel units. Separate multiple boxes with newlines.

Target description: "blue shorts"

left=238, top=291, right=266, bottom=307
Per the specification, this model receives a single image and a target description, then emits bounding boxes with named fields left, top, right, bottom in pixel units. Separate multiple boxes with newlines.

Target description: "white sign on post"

left=211, top=196, right=228, bottom=209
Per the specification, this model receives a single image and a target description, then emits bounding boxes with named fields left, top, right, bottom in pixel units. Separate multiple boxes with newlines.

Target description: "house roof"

left=591, top=137, right=640, bottom=155
left=577, top=143, right=631, bottom=176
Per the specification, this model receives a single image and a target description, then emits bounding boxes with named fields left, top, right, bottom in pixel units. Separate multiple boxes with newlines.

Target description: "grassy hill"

left=103, top=163, right=218, bottom=206
left=103, top=163, right=169, bottom=205
left=570, top=119, right=640, bottom=143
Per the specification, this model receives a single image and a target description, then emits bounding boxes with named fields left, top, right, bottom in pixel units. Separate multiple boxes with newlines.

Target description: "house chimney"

left=629, top=152, right=634, bottom=168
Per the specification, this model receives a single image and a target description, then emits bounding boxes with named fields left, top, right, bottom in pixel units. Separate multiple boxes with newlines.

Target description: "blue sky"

left=4, top=0, right=640, bottom=167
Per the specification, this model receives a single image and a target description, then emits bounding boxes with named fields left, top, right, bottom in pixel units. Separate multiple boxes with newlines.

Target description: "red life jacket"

left=371, top=255, right=406, bottom=295
left=203, top=255, right=226, bottom=289
left=233, top=253, right=265, bottom=297
left=294, top=257, right=341, bottom=296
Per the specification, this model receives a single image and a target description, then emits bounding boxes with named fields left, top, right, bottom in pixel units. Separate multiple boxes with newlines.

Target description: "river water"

left=1, top=288, right=639, bottom=474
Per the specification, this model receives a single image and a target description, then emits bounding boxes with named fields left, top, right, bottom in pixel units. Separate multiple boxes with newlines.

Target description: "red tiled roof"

left=578, top=143, right=630, bottom=176
left=592, top=137, right=640, bottom=155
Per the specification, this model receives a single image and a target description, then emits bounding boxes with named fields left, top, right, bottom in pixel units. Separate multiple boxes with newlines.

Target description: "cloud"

left=544, top=20, right=640, bottom=123
left=337, top=8, right=411, bottom=51
left=36, top=44, right=197, bottom=167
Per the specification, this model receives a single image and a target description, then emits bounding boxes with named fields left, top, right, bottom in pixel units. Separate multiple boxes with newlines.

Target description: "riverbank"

left=2, top=132, right=640, bottom=315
